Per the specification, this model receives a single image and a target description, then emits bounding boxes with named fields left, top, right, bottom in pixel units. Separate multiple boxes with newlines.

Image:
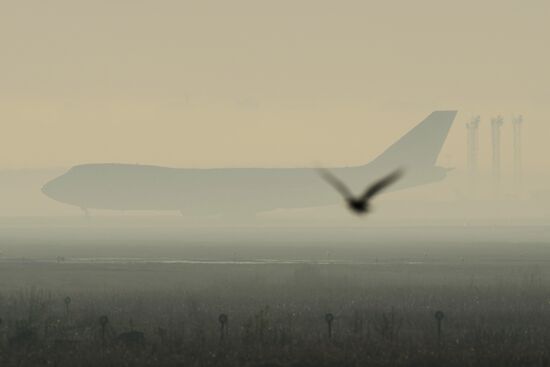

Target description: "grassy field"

left=1, top=224, right=550, bottom=366
left=1, top=260, right=550, bottom=366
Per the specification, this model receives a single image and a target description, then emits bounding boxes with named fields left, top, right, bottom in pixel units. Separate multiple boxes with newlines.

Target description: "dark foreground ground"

left=1, top=222, right=550, bottom=366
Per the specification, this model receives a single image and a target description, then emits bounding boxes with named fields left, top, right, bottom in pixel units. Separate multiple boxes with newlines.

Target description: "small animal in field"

left=116, top=331, right=145, bottom=347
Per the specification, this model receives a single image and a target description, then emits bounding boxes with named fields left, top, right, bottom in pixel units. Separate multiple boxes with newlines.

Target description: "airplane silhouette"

left=318, top=168, right=403, bottom=215
left=42, top=111, right=455, bottom=215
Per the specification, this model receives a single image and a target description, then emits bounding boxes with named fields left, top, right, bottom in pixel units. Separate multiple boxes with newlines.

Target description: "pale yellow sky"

left=1, top=0, right=549, bottom=172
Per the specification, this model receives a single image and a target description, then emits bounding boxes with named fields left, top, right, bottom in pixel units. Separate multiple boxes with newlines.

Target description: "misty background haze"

left=2, top=5, right=550, bottom=365
left=1, top=0, right=549, bottom=222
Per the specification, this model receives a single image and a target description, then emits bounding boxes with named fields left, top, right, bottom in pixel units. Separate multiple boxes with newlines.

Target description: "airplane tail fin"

left=370, top=110, right=457, bottom=168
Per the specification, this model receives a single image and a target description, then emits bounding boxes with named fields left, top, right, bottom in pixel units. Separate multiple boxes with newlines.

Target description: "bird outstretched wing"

left=317, top=168, right=353, bottom=199
left=361, top=169, right=403, bottom=201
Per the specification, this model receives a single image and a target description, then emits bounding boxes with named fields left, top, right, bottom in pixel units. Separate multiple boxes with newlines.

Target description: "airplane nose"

left=41, top=183, right=51, bottom=197
left=41, top=180, right=56, bottom=198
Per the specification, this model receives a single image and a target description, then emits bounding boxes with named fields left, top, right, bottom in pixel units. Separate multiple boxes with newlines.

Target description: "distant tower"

left=491, top=116, right=504, bottom=189
left=466, top=116, right=480, bottom=184
left=512, top=115, right=523, bottom=191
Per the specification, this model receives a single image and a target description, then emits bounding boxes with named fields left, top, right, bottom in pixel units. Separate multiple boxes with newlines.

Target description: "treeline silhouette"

left=1, top=281, right=550, bottom=367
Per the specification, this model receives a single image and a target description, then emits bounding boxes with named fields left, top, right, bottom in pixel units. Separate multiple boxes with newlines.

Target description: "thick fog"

left=1, top=3, right=550, bottom=366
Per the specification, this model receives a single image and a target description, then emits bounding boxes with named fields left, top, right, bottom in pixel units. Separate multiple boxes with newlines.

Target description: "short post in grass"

left=325, top=313, right=334, bottom=339
left=64, top=296, right=71, bottom=317
left=99, top=315, right=109, bottom=346
left=434, top=310, right=444, bottom=343
left=219, top=313, right=228, bottom=343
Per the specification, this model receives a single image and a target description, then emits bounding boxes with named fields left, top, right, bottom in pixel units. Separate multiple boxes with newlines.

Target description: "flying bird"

left=318, top=168, right=403, bottom=215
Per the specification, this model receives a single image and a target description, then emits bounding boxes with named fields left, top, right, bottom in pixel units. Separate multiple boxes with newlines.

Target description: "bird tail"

left=369, top=111, right=457, bottom=169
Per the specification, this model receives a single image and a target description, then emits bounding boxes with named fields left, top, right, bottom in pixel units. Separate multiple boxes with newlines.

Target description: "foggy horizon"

left=1, top=1, right=549, bottom=172
left=2, top=3, right=550, bottom=366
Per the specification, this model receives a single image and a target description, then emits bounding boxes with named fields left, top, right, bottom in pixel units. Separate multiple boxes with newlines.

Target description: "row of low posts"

left=0, top=296, right=447, bottom=347
left=92, top=310, right=447, bottom=345
left=217, top=310, right=445, bottom=343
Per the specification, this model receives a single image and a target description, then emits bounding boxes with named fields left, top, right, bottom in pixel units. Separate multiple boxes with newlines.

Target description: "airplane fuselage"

left=42, top=163, right=446, bottom=213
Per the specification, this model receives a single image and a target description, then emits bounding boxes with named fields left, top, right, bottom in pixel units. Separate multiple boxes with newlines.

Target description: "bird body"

left=348, top=199, right=370, bottom=213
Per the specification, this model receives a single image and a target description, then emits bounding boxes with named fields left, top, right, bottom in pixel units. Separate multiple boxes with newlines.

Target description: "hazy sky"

left=1, top=0, right=549, bottom=172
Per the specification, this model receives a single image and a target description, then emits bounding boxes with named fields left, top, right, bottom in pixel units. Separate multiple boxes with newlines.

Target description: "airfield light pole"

left=491, top=116, right=504, bottom=194
left=466, top=116, right=480, bottom=188
left=512, top=115, right=523, bottom=193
